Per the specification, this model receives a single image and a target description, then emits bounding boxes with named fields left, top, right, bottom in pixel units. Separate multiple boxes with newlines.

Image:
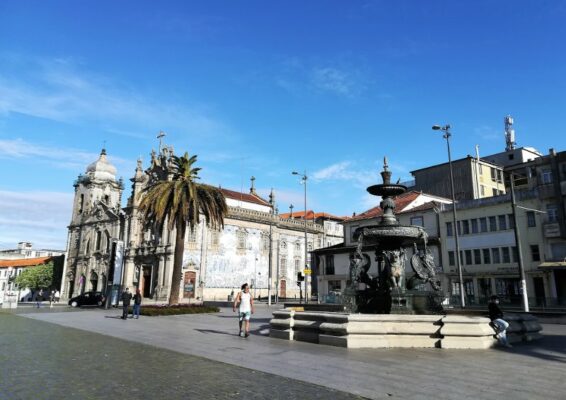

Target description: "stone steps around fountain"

left=270, top=310, right=543, bottom=349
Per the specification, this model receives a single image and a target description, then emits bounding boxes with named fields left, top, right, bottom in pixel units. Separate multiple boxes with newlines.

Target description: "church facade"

left=60, top=146, right=344, bottom=302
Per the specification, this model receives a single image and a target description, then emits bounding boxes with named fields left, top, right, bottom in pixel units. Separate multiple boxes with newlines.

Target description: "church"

left=60, top=144, right=344, bottom=303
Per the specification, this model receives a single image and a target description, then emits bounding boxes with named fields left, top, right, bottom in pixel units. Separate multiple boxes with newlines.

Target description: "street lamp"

left=509, top=172, right=530, bottom=312
left=292, top=170, right=309, bottom=303
left=433, top=124, right=466, bottom=308
left=2, top=267, right=14, bottom=309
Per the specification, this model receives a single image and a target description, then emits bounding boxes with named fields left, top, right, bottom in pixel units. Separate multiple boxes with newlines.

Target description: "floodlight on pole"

left=433, top=124, right=465, bottom=309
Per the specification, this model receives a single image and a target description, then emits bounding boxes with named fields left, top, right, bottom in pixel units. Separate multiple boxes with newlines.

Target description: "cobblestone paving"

left=0, top=313, right=367, bottom=400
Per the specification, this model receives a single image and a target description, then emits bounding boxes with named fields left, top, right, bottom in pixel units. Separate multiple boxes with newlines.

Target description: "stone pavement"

left=3, top=305, right=566, bottom=399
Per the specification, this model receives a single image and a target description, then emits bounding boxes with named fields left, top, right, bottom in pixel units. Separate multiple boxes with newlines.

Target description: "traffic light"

left=297, top=271, right=304, bottom=282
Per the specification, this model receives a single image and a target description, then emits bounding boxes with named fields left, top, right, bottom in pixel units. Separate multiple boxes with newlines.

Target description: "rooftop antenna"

left=504, top=115, right=515, bottom=151
left=157, top=130, right=166, bottom=152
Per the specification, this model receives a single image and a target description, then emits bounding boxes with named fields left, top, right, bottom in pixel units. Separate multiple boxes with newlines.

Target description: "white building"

left=61, top=146, right=341, bottom=302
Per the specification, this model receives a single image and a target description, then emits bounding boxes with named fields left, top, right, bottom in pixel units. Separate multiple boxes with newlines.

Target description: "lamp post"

left=292, top=170, right=309, bottom=303
left=509, top=172, right=530, bottom=312
left=433, top=124, right=466, bottom=308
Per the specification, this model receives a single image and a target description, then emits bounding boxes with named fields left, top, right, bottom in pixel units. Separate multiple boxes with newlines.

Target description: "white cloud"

left=311, top=67, right=366, bottom=97
left=0, top=56, right=229, bottom=140
left=0, top=138, right=134, bottom=174
left=0, top=190, right=73, bottom=249
left=311, top=161, right=376, bottom=188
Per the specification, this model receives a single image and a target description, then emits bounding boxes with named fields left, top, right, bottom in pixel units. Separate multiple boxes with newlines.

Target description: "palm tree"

left=138, top=152, right=227, bottom=305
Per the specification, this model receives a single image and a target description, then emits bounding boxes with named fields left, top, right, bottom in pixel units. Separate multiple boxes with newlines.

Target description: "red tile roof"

left=346, top=191, right=422, bottom=221
left=279, top=210, right=346, bottom=221
left=220, top=188, right=271, bottom=207
left=0, top=256, right=56, bottom=268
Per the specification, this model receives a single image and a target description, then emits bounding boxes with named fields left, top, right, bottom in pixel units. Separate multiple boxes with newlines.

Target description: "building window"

left=236, top=229, right=246, bottom=249
left=464, top=250, right=472, bottom=265
left=489, top=216, right=497, bottom=232
left=281, top=257, right=287, bottom=271
left=483, top=248, right=491, bottom=264
left=530, top=245, right=541, bottom=262
left=547, top=204, right=558, bottom=223
left=462, top=220, right=470, bottom=235
left=294, top=258, right=301, bottom=274
left=448, top=251, right=455, bottom=266
left=474, top=249, right=482, bottom=264
left=508, top=214, right=515, bottom=229
left=328, top=280, right=341, bottom=293
left=96, top=231, right=102, bottom=250
left=492, top=248, right=501, bottom=264
left=498, top=215, right=507, bottom=230
left=512, top=246, right=518, bottom=263
left=446, top=222, right=453, bottom=237
left=211, top=230, right=220, bottom=248
left=502, top=247, right=511, bottom=263
left=479, top=217, right=488, bottom=233
left=452, top=281, right=461, bottom=295
left=527, top=211, right=536, bottom=227
left=189, top=228, right=198, bottom=243
left=79, top=194, right=84, bottom=213
left=480, top=185, right=485, bottom=196
left=541, top=169, right=553, bottom=184
left=490, top=167, right=497, bottom=182
left=410, top=216, right=424, bottom=227
left=471, top=219, right=478, bottom=234
left=325, top=255, right=335, bottom=275
left=261, top=233, right=269, bottom=251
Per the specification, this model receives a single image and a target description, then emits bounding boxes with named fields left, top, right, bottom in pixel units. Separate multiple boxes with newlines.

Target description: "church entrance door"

left=141, top=266, right=152, bottom=298
left=280, top=279, right=286, bottom=299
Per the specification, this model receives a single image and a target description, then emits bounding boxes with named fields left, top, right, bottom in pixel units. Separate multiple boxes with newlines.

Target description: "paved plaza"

left=1, top=305, right=566, bottom=399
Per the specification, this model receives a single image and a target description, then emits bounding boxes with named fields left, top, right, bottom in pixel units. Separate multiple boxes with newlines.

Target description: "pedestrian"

left=132, top=288, right=142, bottom=319
left=488, top=295, right=512, bottom=348
left=49, top=290, right=55, bottom=308
left=121, top=287, right=132, bottom=320
left=36, top=289, right=44, bottom=308
left=54, top=290, right=60, bottom=303
left=233, top=283, right=254, bottom=338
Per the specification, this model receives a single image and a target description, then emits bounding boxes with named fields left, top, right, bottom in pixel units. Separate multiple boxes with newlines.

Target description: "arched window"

left=79, top=194, right=84, bottom=213
left=261, top=233, right=270, bottom=251
left=188, top=228, right=197, bottom=243
left=96, top=231, right=102, bottom=250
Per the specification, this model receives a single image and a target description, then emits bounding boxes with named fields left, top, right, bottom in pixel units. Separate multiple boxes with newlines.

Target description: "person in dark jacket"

left=488, top=295, right=512, bottom=348
left=121, top=287, right=132, bottom=320
left=132, top=288, right=142, bottom=319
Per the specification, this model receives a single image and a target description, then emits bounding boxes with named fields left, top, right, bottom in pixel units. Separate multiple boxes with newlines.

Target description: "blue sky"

left=1, top=0, right=565, bottom=249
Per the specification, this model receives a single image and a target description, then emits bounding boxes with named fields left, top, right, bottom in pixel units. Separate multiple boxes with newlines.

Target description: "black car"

left=68, top=291, right=106, bottom=307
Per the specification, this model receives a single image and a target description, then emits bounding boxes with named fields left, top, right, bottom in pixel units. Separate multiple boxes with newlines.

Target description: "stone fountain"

left=343, top=157, right=443, bottom=315
left=270, top=158, right=542, bottom=349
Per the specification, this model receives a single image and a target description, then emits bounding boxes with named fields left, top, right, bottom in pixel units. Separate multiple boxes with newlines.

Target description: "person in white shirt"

left=233, top=283, right=255, bottom=338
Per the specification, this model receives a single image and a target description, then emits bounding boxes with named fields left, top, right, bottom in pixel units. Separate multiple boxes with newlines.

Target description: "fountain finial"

left=380, top=156, right=392, bottom=185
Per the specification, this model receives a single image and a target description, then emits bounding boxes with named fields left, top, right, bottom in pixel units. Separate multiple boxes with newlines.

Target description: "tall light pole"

left=292, top=170, right=309, bottom=303
left=509, top=172, right=529, bottom=312
left=433, top=124, right=466, bottom=308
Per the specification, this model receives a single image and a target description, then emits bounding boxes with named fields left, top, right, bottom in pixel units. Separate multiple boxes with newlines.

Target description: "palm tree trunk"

left=169, top=222, right=186, bottom=305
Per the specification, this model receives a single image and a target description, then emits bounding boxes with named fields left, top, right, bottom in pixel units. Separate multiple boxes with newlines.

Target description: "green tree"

left=14, top=262, right=54, bottom=290
left=138, top=152, right=227, bottom=305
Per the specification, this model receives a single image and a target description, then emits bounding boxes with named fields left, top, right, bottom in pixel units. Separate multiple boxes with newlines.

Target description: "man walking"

left=233, top=283, right=254, bottom=338
left=121, top=287, right=132, bottom=320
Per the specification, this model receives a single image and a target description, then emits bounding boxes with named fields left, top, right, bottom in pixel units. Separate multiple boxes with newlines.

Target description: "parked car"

left=68, top=291, right=106, bottom=308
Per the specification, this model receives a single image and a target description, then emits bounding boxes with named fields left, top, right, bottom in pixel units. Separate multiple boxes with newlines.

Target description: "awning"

left=538, top=261, right=566, bottom=269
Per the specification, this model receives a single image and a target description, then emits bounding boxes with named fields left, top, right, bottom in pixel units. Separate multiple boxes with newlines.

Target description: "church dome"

left=85, top=149, right=117, bottom=181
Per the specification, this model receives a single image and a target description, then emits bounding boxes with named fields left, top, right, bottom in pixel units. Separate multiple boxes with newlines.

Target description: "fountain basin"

left=353, top=224, right=426, bottom=248
left=270, top=310, right=542, bottom=349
